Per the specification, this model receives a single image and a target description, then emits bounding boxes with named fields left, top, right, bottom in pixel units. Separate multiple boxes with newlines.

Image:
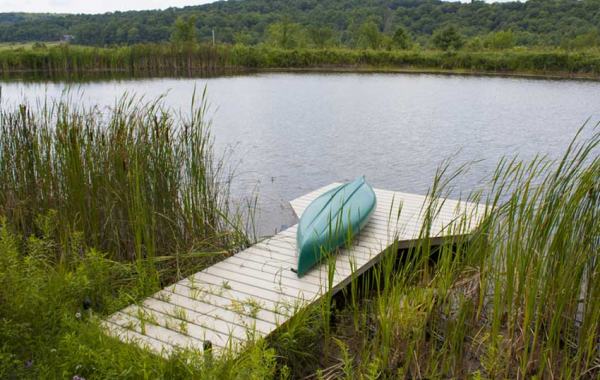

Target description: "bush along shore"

left=1, top=91, right=600, bottom=378
left=1, top=44, right=600, bottom=78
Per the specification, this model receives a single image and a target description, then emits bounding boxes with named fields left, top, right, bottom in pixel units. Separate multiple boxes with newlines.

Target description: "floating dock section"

left=102, top=183, right=486, bottom=356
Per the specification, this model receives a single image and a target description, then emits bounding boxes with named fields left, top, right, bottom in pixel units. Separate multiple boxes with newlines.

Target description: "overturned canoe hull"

left=296, top=176, right=377, bottom=277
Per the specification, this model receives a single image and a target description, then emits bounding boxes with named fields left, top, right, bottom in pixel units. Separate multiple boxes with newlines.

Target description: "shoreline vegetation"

left=1, top=91, right=600, bottom=379
left=0, top=90, right=255, bottom=290
left=2, top=44, right=600, bottom=80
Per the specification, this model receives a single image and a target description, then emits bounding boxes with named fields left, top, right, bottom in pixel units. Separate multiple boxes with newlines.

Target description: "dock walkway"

left=102, top=183, right=486, bottom=356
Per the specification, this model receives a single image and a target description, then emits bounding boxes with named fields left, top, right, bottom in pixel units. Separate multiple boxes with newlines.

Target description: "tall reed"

left=2, top=44, right=600, bottom=76
left=0, top=89, right=252, bottom=279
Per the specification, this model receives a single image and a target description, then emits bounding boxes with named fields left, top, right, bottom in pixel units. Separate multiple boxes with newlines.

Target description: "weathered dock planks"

left=102, top=183, right=486, bottom=357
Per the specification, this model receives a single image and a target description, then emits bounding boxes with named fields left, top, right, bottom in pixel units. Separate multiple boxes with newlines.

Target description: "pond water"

left=2, top=72, right=600, bottom=235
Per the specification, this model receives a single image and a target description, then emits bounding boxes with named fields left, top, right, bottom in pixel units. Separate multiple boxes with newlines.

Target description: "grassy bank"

left=1, top=92, right=600, bottom=379
left=0, top=42, right=62, bottom=52
left=1, top=44, right=600, bottom=78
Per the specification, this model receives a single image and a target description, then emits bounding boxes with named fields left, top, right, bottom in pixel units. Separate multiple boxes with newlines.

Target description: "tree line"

left=0, top=0, right=600, bottom=50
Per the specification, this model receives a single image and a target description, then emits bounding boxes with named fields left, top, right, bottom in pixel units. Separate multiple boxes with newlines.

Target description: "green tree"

left=307, top=26, right=334, bottom=48
left=359, top=21, right=383, bottom=50
left=431, top=25, right=464, bottom=51
left=116, top=27, right=128, bottom=44
left=170, top=15, right=198, bottom=45
left=233, top=29, right=253, bottom=45
left=267, top=17, right=301, bottom=49
left=485, top=30, right=515, bottom=50
left=392, top=26, right=411, bottom=49
left=127, top=27, right=141, bottom=44
left=464, top=36, right=484, bottom=51
left=568, top=28, right=599, bottom=49
left=3, top=0, right=600, bottom=49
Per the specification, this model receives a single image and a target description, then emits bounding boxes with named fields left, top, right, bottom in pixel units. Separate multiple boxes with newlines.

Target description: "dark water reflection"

left=0, top=69, right=251, bottom=84
left=2, top=71, right=600, bottom=235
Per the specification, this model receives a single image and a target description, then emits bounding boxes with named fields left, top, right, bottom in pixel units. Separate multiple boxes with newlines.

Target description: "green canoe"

left=295, top=176, right=377, bottom=277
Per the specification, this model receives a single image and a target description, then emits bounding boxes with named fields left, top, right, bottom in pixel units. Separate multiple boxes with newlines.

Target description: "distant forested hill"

left=0, top=0, right=599, bottom=47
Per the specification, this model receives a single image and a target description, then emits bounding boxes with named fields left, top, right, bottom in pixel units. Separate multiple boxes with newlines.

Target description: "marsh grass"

left=0, top=88, right=252, bottom=280
left=2, top=44, right=600, bottom=77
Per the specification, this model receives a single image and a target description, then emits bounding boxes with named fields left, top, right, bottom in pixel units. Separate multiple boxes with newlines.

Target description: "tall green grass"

left=1, top=44, right=600, bottom=76
left=0, top=222, right=281, bottom=378
left=0, top=44, right=222, bottom=73
left=0, top=89, right=252, bottom=279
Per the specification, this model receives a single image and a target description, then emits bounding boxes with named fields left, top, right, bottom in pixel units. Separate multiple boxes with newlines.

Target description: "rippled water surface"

left=2, top=72, right=600, bottom=234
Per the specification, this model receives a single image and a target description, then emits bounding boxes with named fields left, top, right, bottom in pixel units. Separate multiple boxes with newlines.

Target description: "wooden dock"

left=102, top=183, right=486, bottom=356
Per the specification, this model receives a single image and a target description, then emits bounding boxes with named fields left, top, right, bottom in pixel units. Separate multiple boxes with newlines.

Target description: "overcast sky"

left=1, top=0, right=216, bottom=14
